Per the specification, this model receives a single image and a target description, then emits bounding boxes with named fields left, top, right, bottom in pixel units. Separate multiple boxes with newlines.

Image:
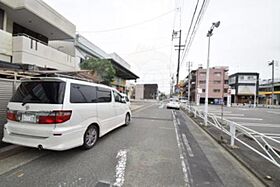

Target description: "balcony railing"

left=12, top=34, right=78, bottom=71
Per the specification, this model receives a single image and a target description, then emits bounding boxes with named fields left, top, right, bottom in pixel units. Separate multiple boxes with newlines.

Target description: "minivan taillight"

left=7, top=110, right=17, bottom=121
left=38, top=110, right=72, bottom=124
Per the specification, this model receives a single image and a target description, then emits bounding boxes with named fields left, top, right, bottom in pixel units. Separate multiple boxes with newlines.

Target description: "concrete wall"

left=0, top=29, right=12, bottom=62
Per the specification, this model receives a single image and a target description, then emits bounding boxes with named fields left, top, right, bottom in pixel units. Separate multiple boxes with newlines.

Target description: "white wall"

left=0, top=29, right=12, bottom=62
left=12, top=35, right=78, bottom=70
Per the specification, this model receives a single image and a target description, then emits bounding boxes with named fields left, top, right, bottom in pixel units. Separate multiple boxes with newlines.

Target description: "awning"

left=108, top=59, right=139, bottom=80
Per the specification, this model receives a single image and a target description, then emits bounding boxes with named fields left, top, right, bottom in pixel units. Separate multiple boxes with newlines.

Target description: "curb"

left=181, top=109, right=270, bottom=187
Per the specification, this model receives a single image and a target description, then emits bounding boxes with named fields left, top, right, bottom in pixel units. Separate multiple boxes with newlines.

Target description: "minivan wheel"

left=82, top=125, right=98, bottom=149
left=125, top=113, right=131, bottom=126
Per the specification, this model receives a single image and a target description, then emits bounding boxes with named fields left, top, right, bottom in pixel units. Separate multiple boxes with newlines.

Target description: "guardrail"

left=181, top=104, right=280, bottom=168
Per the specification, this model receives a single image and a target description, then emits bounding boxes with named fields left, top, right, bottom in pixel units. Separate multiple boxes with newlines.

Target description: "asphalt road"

left=193, top=105, right=280, bottom=135
left=0, top=102, right=263, bottom=187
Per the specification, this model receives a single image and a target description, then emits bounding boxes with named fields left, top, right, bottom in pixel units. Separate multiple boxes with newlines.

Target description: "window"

left=224, top=89, right=228, bottom=93
left=199, top=72, right=206, bottom=76
left=11, top=81, right=66, bottom=104
left=213, top=89, right=221, bottom=93
left=239, top=75, right=244, bottom=80
left=214, top=80, right=221, bottom=84
left=214, top=72, right=221, bottom=77
left=199, top=80, right=206, bottom=84
left=113, top=91, right=122, bottom=103
left=97, top=87, right=112, bottom=103
left=70, top=84, right=97, bottom=103
left=0, top=9, right=4, bottom=30
left=202, top=89, right=206, bottom=93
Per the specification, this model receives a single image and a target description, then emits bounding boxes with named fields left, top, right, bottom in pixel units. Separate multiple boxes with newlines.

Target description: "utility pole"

left=187, top=61, right=192, bottom=103
left=269, top=60, right=275, bottom=105
left=172, top=30, right=185, bottom=86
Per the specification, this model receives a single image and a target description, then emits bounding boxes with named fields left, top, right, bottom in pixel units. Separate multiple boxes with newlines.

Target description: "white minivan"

left=2, top=77, right=131, bottom=151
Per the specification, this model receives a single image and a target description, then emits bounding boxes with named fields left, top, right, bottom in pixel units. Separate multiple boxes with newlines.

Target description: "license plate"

left=21, top=114, right=36, bottom=123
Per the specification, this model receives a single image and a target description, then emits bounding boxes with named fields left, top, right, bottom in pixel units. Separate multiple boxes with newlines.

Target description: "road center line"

left=172, top=111, right=192, bottom=187
left=113, top=149, right=128, bottom=187
left=182, top=134, right=194, bottom=157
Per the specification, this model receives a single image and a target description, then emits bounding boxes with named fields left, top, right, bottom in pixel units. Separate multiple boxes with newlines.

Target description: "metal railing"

left=182, top=104, right=280, bottom=168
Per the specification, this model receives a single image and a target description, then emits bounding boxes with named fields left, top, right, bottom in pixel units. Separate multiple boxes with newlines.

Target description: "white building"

left=0, top=0, right=78, bottom=70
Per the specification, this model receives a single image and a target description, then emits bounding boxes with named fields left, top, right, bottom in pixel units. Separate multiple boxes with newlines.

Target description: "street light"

left=268, top=60, right=275, bottom=105
left=204, top=21, right=220, bottom=126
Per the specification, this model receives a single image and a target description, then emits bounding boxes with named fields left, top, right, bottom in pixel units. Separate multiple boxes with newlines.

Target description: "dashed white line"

left=172, top=111, right=192, bottom=187
left=182, top=134, right=194, bottom=157
left=177, top=119, right=181, bottom=126
left=113, top=149, right=128, bottom=187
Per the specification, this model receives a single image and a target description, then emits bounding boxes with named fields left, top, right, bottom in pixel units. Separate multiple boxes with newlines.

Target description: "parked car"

left=120, top=93, right=130, bottom=107
left=166, top=98, right=180, bottom=110
left=2, top=77, right=131, bottom=151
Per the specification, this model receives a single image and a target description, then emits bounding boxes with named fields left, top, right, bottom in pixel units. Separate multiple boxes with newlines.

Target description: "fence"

left=181, top=104, right=280, bottom=168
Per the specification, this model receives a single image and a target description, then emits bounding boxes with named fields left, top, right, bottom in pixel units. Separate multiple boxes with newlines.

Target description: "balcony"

left=12, top=34, right=78, bottom=71
left=0, top=30, right=12, bottom=62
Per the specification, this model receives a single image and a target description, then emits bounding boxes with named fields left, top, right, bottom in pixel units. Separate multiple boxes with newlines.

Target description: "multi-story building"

left=135, top=84, right=158, bottom=100
left=258, top=78, right=280, bottom=105
left=184, top=66, right=229, bottom=104
left=0, top=0, right=77, bottom=70
left=50, top=34, right=139, bottom=92
left=229, top=72, right=259, bottom=104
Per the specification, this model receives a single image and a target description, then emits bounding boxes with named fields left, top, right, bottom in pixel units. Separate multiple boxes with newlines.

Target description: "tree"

left=80, top=58, right=116, bottom=85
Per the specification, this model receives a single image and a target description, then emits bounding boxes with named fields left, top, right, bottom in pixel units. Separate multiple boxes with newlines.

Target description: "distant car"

left=167, top=98, right=180, bottom=110
left=121, top=93, right=130, bottom=107
left=179, top=97, right=188, bottom=104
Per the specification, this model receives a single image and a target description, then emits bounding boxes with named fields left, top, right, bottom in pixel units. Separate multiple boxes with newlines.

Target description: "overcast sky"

left=44, top=0, right=280, bottom=93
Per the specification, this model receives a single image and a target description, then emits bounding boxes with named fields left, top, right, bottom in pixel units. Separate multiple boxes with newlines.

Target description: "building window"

left=214, top=72, right=221, bottom=77
left=199, top=80, right=206, bottom=84
left=224, top=89, right=228, bottom=93
left=239, top=75, right=244, bottom=80
left=214, top=80, right=221, bottom=84
left=0, top=9, right=4, bottom=30
left=202, top=89, right=205, bottom=93
left=199, top=72, right=206, bottom=76
left=213, top=89, right=220, bottom=93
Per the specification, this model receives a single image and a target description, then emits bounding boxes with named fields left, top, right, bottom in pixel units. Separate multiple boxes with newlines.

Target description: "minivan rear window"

left=10, top=81, right=66, bottom=104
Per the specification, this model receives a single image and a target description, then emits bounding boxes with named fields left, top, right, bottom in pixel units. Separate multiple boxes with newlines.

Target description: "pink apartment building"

left=188, top=66, right=229, bottom=104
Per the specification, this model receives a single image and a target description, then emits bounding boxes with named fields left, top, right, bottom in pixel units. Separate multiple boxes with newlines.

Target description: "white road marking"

left=239, top=123, right=280, bottom=128
left=214, top=113, right=245, bottom=117
left=158, top=127, right=174, bottom=130
left=267, top=111, right=280, bottom=115
left=177, top=119, right=181, bottom=126
left=113, top=149, right=128, bottom=187
left=225, top=117, right=263, bottom=121
left=159, top=104, right=165, bottom=109
left=172, top=111, right=192, bottom=187
left=182, top=134, right=194, bottom=157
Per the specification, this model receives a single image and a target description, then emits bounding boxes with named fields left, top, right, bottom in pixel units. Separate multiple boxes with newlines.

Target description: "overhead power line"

left=181, top=0, right=210, bottom=65
left=79, top=9, right=176, bottom=33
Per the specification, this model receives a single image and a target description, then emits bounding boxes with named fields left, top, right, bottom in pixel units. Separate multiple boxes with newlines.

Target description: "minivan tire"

left=82, top=125, right=98, bottom=149
left=125, top=113, right=131, bottom=126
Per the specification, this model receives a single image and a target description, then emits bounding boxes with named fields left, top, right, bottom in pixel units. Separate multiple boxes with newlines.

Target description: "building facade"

left=258, top=78, right=280, bottom=105
left=0, top=0, right=78, bottom=70
left=184, top=66, right=229, bottom=104
left=135, top=84, right=158, bottom=100
left=229, top=72, right=259, bottom=104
